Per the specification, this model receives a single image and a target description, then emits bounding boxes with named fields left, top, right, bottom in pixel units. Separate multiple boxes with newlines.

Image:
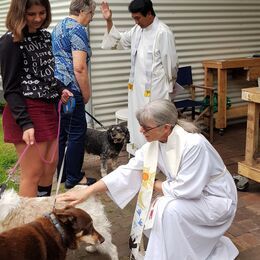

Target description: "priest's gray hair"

left=136, top=99, right=200, bottom=133
left=70, top=0, right=96, bottom=16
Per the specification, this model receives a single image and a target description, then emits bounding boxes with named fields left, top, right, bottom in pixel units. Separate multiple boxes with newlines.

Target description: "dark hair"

left=128, top=0, right=156, bottom=17
left=6, top=0, right=51, bottom=42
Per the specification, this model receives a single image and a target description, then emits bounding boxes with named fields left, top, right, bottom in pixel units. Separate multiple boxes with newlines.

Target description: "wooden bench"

left=238, top=87, right=260, bottom=183
left=203, top=57, right=260, bottom=134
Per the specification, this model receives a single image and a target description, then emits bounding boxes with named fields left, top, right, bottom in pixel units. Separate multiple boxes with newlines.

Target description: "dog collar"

left=44, top=213, right=66, bottom=244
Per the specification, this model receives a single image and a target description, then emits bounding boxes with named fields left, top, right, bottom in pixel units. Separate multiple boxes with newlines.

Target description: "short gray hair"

left=136, top=99, right=200, bottom=133
left=69, top=0, right=96, bottom=15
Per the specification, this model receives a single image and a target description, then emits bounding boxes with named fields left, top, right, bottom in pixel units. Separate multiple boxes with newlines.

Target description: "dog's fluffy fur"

left=85, top=124, right=130, bottom=177
left=0, top=186, right=118, bottom=260
left=0, top=207, right=104, bottom=260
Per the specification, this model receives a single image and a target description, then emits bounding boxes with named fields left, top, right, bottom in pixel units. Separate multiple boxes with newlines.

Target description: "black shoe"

left=64, top=182, right=75, bottom=189
left=65, top=177, right=97, bottom=189
left=78, top=177, right=97, bottom=186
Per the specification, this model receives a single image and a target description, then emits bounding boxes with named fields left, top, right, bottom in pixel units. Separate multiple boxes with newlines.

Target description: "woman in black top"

left=0, top=0, right=72, bottom=197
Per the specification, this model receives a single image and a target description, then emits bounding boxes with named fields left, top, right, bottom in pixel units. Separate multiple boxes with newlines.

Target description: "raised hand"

left=100, top=1, right=112, bottom=21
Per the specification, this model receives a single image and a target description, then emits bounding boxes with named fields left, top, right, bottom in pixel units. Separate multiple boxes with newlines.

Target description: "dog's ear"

left=54, top=207, right=77, bottom=225
left=55, top=207, right=92, bottom=232
left=118, top=121, right=127, bottom=127
left=124, top=127, right=130, bottom=143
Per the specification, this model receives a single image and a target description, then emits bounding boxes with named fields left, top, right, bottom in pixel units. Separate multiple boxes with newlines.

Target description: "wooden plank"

left=242, top=87, right=260, bottom=103
left=245, top=103, right=260, bottom=164
left=203, top=61, right=224, bottom=69
left=222, top=58, right=260, bottom=69
left=203, top=57, right=260, bottom=69
left=246, top=66, right=260, bottom=81
left=204, top=67, right=214, bottom=87
left=215, top=68, right=227, bottom=129
left=238, top=161, right=260, bottom=182
left=214, top=104, right=248, bottom=120
left=226, top=105, right=248, bottom=119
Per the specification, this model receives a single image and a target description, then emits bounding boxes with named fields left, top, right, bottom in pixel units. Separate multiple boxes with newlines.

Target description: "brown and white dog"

left=0, top=207, right=104, bottom=260
left=0, top=185, right=118, bottom=260
left=85, top=124, right=130, bottom=177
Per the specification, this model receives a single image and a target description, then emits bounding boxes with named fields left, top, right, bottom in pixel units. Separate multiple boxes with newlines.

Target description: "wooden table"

left=203, top=57, right=260, bottom=133
left=238, top=87, right=260, bottom=183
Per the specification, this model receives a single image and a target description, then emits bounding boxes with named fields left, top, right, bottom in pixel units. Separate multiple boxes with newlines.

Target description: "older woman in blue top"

left=52, top=0, right=96, bottom=189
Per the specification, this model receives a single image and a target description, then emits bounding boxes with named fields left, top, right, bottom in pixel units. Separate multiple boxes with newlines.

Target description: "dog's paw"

left=85, top=245, right=97, bottom=253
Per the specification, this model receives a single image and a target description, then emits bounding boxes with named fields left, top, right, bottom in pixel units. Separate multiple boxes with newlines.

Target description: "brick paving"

left=65, top=122, right=260, bottom=260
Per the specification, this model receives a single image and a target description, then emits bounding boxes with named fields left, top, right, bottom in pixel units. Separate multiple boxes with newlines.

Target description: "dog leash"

left=3, top=101, right=62, bottom=184
left=53, top=104, right=105, bottom=208
left=85, top=110, right=106, bottom=130
left=53, top=97, right=76, bottom=209
left=53, top=146, right=67, bottom=210
left=53, top=102, right=105, bottom=208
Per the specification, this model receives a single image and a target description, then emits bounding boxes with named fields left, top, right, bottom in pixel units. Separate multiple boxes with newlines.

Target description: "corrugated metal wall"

left=0, top=1, right=9, bottom=36
left=1, top=0, right=260, bottom=126
left=90, top=0, right=260, bottom=126
left=0, top=0, right=9, bottom=91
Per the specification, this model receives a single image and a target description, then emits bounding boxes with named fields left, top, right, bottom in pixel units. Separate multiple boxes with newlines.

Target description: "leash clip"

left=63, top=96, right=76, bottom=114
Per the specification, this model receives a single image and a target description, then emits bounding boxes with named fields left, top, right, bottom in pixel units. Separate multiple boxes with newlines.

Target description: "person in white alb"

left=58, top=99, right=239, bottom=260
left=100, top=0, right=178, bottom=152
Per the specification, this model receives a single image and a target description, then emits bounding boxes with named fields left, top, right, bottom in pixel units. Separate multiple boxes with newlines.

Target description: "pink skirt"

left=2, top=99, right=58, bottom=143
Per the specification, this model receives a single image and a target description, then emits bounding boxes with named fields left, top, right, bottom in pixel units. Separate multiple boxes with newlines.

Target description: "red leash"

left=4, top=101, right=62, bottom=183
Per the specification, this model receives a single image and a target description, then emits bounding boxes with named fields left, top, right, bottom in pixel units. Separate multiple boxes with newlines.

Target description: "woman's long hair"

left=6, top=0, right=51, bottom=42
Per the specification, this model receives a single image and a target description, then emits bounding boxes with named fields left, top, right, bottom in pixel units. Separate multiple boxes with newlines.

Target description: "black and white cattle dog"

left=85, top=124, right=130, bottom=177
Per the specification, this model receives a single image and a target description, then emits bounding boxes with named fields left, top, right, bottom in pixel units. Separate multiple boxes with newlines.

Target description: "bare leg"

left=15, top=143, right=44, bottom=197
left=39, top=139, right=58, bottom=186
left=15, top=139, right=58, bottom=197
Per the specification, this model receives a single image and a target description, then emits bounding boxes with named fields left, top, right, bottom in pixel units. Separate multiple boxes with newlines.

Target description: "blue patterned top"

left=52, top=17, right=91, bottom=92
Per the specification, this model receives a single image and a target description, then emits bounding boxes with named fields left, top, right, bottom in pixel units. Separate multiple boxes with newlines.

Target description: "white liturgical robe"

left=102, top=17, right=178, bottom=150
left=102, top=127, right=239, bottom=260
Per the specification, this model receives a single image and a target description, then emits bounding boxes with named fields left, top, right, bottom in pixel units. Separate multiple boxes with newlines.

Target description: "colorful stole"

left=129, top=125, right=188, bottom=259
left=128, top=18, right=159, bottom=97
left=129, top=141, right=159, bottom=259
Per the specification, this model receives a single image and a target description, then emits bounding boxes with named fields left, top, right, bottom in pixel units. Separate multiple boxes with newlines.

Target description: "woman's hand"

left=23, top=128, right=35, bottom=145
left=61, top=89, right=73, bottom=104
left=100, top=1, right=112, bottom=21
left=57, top=180, right=108, bottom=206
left=57, top=188, right=91, bottom=206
